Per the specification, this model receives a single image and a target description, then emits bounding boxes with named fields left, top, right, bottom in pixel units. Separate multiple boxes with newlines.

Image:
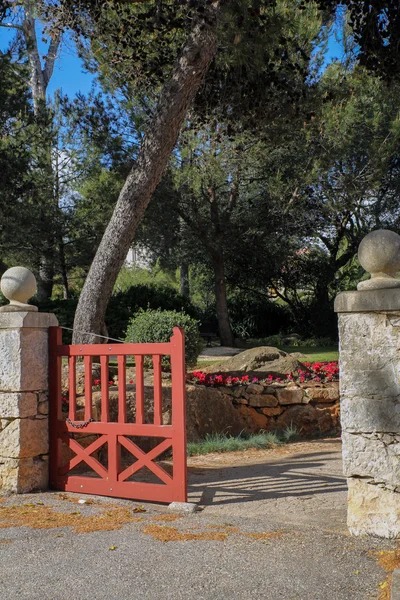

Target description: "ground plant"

left=187, top=428, right=299, bottom=456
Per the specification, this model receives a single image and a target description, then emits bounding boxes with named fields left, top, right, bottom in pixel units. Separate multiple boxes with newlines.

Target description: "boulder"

left=236, top=405, right=268, bottom=432
left=204, top=346, right=309, bottom=377
left=276, top=405, right=318, bottom=435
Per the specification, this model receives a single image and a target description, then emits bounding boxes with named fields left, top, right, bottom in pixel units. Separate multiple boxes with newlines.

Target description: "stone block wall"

left=0, top=313, right=57, bottom=493
left=220, top=381, right=340, bottom=436
left=337, top=308, right=400, bottom=537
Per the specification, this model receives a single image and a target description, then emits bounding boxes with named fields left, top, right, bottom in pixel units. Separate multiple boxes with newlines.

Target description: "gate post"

left=335, top=230, right=400, bottom=538
left=0, top=267, right=57, bottom=494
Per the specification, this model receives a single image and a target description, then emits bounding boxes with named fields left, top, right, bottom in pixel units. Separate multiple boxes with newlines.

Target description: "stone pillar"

left=0, top=267, right=58, bottom=493
left=335, top=230, right=400, bottom=538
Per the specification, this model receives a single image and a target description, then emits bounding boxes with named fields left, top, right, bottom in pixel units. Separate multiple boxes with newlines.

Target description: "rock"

left=185, top=386, right=245, bottom=441
left=203, top=346, right=309, bottom=377
left=168, top=501, right=198, bottom=513
left=276, top=388, right=305, bottom=405
left=0, top=392, right=38, bottom=418
left=305, top=385, right=339, bottom=403
left=248, top=394, right=278, bottom=408
left=261, top=407, right=283, bottom=417
left=342, top=432, right=400, bottom=489
left=276, top=405, right=318, bottom=435
left=0, top=417, right=48, bottom=459
left=233, top=397, right=249, bottom=405
left=236, top=405, right=268, bottom=432
left=246, top=383, right=264, bottom=394
left=347, top=477, right=400, bottom=538
left=0, top=456, right=47, bottom=493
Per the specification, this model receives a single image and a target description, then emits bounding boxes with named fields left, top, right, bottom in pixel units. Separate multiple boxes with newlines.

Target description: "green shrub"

left=125, top=308, right=203, bottom=367
left=108, top=283, right=198, bottom=340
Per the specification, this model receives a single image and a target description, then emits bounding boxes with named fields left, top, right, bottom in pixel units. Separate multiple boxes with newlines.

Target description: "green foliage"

left=228, top=293, right=291, bottom=339
left=252, top=334, right=336, bottom=347
left=187, top=428, right=298, bottom=456
left=35, top=282, right=198, bottom=344
left=125, top=308, right=203, bottom=367
left=109, top=284, right=198, bottom=341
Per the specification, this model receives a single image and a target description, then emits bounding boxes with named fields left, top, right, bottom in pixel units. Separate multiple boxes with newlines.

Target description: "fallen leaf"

left=109, top=545, right=116, bottom=551
left=133, top=506, right=146, bottom=513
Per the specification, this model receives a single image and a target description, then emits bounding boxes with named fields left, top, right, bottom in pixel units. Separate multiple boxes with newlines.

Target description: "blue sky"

left=0, top=22, right=344, bottom=101
left=0, top=26, right=97, bottom=97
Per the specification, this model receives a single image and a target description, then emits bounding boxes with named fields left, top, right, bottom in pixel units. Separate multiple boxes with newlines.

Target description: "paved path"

left=0, top=438, right=396, bottom=600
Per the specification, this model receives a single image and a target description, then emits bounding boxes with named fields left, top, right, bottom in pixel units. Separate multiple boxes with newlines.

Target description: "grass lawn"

left=280, top=346, right=338, bottom=362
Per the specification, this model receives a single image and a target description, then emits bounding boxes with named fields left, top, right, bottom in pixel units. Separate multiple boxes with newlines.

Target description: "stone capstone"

left=0, top=266, right=38, bottom=312
left=357, top=229, right=400, bottom=290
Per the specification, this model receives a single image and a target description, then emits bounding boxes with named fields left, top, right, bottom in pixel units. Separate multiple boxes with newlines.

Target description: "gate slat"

left=153, top=354, right=162, bottom=426
left=68, top=356, right=77, bottom=421
left=117, top=355, right=126, bottom=423
left=135, top=355, right=144, bottom=424
left=100, top=355, right=109, bottom=422
left=108, top=433, right=121, bottom=483
left=84, top=356, right=92, bottom=421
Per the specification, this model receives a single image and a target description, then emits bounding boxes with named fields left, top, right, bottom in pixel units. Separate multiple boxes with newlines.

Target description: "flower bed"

left=190, top=361, right=339, bottom=387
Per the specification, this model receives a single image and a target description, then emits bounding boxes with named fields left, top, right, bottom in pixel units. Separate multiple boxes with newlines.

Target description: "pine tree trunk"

left=36, top=256, right=54, bottom=303
left=180, top=263, right=190, bottom=298
left=73, top=9, right=221, bottom=343
left=211, top=251, right=235, bottom=347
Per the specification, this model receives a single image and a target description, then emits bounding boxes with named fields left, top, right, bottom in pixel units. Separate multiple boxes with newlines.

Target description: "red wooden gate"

left=49, top=327, right=187, bottom=503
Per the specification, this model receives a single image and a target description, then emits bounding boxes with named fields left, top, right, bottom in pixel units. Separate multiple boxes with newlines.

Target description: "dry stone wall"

left=0, top=312, right=57, bottom=493
left=71, top=379, right=340, bottom=444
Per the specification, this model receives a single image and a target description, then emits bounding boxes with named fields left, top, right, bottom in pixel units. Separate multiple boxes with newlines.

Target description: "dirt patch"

left=150, top=514, right=183, bottom=522
left=0, top=504, right=143, bottom=533
left=0, top=539, right=12, bottom=544
left=373, top=549, right=400, bottom=600
left=142, top=524, right=229, bottom=542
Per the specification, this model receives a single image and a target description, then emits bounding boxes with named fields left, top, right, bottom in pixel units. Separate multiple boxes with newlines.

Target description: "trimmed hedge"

left=125, top=308, right=203, bottom=367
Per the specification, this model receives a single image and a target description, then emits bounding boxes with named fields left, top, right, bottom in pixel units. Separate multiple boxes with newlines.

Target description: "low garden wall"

left=63, top=369, right=340, bottom=444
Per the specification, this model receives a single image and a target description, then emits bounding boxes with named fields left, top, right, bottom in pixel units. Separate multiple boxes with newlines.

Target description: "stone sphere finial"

left=358, top=229, right=400, bottom=290
left=0, top=267, right=38, bottom=312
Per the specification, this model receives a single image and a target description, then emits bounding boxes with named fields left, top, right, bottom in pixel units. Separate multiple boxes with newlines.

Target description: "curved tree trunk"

left=211, top=251, right=235, bottom=347
left=73, top=7, right=223, bottom=343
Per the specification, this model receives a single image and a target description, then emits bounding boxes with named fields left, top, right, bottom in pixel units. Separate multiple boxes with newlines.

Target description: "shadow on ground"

left=187, top=439, right=347, bottom=528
